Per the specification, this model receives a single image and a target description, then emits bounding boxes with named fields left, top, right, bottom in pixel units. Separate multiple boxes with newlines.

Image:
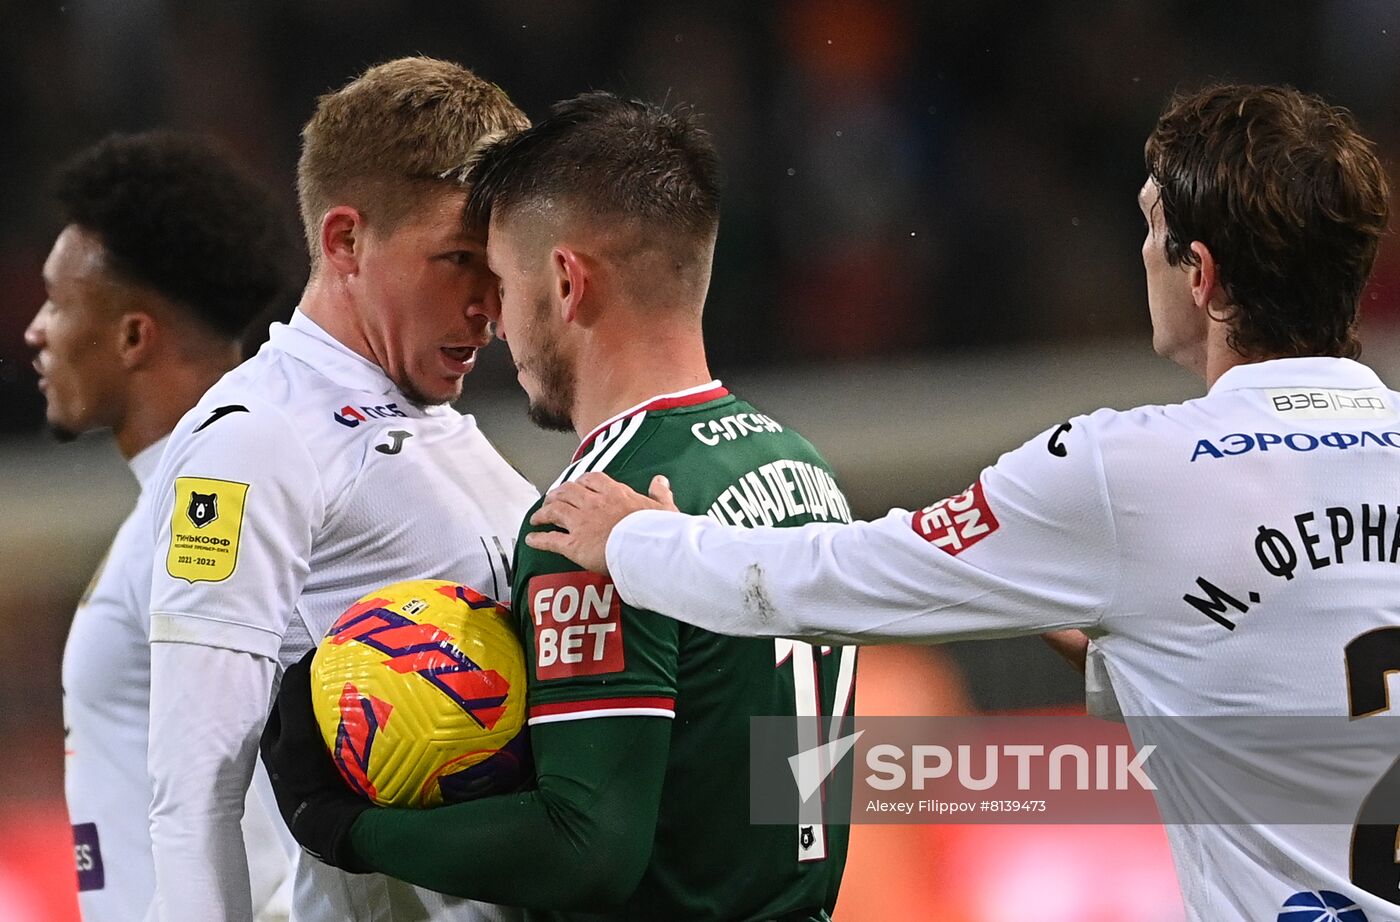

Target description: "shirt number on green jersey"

left=776, top=639, right=856, bottom=863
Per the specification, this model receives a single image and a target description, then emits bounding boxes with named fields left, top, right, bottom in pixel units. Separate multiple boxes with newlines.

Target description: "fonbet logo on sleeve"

left=166, top=476, right=249, bottom=583
left=528, top=572, right=625, bottom=679
left=911, top=479, right=1000, bottom=555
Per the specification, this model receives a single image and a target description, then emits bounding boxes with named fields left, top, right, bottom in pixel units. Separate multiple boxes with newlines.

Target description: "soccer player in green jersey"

left=262, top=92, right=857, bottom=920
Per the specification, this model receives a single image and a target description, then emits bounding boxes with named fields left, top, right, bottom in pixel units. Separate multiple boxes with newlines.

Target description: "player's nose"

left=24, top=302, right=50, bottom=349
left=467, top=285, right=501, bottom=326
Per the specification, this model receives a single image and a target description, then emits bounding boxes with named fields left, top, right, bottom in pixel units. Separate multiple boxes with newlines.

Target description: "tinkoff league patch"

left=166, top=476, right=249, bottom=583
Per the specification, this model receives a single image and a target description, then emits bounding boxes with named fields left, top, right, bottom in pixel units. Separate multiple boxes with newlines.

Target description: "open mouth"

left=440, top=345, right=481, bottom=376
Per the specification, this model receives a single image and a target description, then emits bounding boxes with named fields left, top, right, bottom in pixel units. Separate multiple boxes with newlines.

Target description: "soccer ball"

left=310, top=579, right=531, bottom=808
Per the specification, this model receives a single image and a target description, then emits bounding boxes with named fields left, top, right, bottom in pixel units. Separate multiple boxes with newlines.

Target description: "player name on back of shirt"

left=705, top=459, right=851, bottom=527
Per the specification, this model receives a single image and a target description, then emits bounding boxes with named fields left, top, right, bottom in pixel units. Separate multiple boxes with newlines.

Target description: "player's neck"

left=299, top=273, right=378, bottom=366
left=1202, top=320, right=1252, bottom=389
left=571, top=325, right=713, bottom=440
left=115, top=355, right=238, bottom=460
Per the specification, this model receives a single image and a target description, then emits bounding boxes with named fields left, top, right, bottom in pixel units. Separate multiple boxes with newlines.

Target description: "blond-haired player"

left=146, top=58, right=538, bottom=922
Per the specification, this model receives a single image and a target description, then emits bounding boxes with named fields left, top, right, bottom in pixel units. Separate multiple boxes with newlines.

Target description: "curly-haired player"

left=27, top=130, right=300, bottom=922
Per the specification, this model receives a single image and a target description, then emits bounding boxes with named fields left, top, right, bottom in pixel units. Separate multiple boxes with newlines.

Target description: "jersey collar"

left=267, top=309, right=400, bottom=396
left=1208, top=357, right=1386, bottom=394
left=129, top=434, right=169, bottom=489
left=571, top=380, right=728, bottom=462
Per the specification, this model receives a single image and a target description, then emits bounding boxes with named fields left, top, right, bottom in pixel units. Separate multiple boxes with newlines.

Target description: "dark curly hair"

left=1145, top=84, right=1390, bottom=360
left=54, top=131, right=301, bottom=339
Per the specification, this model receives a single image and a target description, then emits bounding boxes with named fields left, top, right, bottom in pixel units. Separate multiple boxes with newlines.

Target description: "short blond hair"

left=297, top=56, right=527, bottom=260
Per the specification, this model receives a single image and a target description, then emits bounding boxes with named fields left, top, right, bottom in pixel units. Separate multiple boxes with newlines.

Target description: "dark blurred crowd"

left=3, top=0, right=1398, bottom=434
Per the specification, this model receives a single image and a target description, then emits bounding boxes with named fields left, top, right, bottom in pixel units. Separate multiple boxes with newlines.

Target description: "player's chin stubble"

left=524, top=349, right=576, bottom=434
left=395, top=366, right=458, bottom=410
left=527, top=400, right=573, bottom=433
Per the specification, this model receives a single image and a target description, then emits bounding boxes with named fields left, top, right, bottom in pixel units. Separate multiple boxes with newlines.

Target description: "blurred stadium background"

left=2, top=2, right=1398, bottom=919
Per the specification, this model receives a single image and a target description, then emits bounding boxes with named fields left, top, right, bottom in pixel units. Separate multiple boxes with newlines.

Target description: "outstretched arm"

left=529, top=420, right=1118, bottom=646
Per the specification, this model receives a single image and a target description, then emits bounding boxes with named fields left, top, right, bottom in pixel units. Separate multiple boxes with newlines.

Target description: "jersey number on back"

left=1344, top=626, right=1400, bottom=900
left=776, top=639, right=856, bottom=863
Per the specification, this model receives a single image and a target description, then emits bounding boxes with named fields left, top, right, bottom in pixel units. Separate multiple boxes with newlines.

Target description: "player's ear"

left=1188, top=241, right=1222, bottom=315
left=552, top=245, right=588, bottom=325
left=320, top=206, right=363, bottom=277
left=116, top=310, right=157, bottom=371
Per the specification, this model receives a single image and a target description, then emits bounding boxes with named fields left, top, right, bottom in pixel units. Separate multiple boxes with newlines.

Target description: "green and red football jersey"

left=512, top=382, right=857, bottom=921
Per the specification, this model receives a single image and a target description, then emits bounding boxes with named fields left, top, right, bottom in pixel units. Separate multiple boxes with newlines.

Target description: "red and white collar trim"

left=572, top=380, right=728, bottom=462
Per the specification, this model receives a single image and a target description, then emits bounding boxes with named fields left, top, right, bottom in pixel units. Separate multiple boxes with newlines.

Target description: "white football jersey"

left=63, top=436, right=293, bottom=922
left=147, top=311, right=538, bottom=922
left=608, top=357, right=1400, bottom=921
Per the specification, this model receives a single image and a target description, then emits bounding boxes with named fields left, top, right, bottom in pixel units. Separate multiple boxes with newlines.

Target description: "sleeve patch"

left=72, top=822, right=104, bottom=891
left=166, top=476, right=249, bottom=583
left=527, top=571, right=625, bottom=679
left=911, top=479, right=1000, bottom=555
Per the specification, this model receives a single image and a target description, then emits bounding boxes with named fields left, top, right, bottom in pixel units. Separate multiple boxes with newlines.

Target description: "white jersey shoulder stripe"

left=548, top=414, right=647, bottom=491
left=585, top=413, right=647, bottom=478
left=571, top=379, right=723, bottom=462
left=548, top=420, right=621, bottom=491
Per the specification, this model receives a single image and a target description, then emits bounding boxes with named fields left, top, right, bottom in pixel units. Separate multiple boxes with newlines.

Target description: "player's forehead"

left=484, top=210, right=529, bottom=271
left=45, top=224, right=104, bottom=274
left=1137, top=178, right=1159, bottom=212
left=483, top=215, right=504, bottom=273
left=43, top=224, right=111, bottom=294
left=385, top=185, right=475, bottom=247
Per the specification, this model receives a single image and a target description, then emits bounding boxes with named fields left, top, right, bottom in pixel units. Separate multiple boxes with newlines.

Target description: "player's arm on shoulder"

left=605, top=415, right=1119, bottom=644
left=147, top=399, right=325, bottom=919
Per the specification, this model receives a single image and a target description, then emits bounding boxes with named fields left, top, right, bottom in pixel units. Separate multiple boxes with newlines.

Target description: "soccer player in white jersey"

left=25, top=132, right=300, bottom=922
left=527, top=84, right=1400, bottom=920
left=145, top=58, right=539, bottom=922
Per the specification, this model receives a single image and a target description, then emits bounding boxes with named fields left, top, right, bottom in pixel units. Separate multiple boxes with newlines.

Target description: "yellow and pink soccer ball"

left=309, top=579, right=531, bottom=808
